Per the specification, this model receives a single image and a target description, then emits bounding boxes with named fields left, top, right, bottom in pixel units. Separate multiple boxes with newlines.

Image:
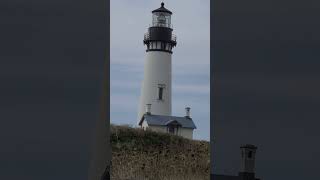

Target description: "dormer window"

left=166, top=120, right=181, bottom=135
left=168, top=126, right=175, bottom=134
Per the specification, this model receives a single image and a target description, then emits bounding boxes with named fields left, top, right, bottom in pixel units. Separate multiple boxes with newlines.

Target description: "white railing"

left=144, top=32, right=150, bottom=41
left=171, top=34, right=177, bottom=42
left=149, top=23, right=173, bottom=29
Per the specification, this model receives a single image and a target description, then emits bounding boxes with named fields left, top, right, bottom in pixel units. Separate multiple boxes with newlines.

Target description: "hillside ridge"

left=110, top=125, right=210, bottom=180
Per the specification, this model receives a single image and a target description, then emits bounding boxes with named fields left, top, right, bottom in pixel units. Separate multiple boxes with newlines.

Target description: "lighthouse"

left=138, top=2, right=177, bottom=122
left=137, top=3, right=196, bottom=139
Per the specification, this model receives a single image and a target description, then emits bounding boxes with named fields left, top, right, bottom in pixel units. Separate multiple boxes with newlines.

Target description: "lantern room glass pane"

left=152, top=12, right=171, bottom=28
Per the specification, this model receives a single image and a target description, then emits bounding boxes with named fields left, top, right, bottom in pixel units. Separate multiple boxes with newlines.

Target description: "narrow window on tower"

left=157, top=84, right=165, bottom=101
left=158, top=87, right=163, bottom=100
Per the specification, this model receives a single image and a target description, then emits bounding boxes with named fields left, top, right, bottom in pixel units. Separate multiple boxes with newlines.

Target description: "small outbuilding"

left=138, top=104, right=196, bottom=139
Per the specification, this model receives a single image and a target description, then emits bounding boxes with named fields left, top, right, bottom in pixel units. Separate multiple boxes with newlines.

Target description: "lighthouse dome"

left=152, top=2, right=172, bottom=14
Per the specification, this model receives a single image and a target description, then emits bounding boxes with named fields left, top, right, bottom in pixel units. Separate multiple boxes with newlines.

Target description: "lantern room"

left=151, top=2, right=172, bottom=28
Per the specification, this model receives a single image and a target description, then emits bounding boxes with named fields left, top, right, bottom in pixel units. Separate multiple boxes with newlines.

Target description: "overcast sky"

left=110, top=0, right=210, bottom=140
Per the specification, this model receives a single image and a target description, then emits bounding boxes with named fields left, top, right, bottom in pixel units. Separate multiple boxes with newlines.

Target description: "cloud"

left=173, top=84, right=210, bottom=94
left=110, top=0, right=210, bottom=66
left=111, top=94, right=139, bottom=109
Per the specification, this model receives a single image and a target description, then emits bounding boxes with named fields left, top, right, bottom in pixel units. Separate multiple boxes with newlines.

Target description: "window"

left=152, top=12, right=171, bottom=28
left=158, top=87, right=163, bottom=100
left=248, top=151, right=252, bottom=158
left=161, top=42, right=165, bottom=50
left=157, top=84, right=165, bottom=100
left=157, top=14, right=166, bottom=25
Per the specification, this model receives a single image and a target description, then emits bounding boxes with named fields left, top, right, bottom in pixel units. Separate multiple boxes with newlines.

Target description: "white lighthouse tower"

left=137, top=3, right=196, bottom=139
left=138, top=2, right=177, bottom=122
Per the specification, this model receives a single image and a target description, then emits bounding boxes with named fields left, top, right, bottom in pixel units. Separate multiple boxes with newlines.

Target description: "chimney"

left=145, top=104, right=151, bottom=115
left=239, top=144, right=257, bottom=180
left=185, top=107, right=191, bottom=118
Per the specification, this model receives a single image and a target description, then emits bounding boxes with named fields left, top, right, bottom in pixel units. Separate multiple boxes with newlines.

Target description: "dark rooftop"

left=139, top=114, right=196, bottom=129
left=240, top=144, right=258, bottom=149
left=152, top=2, right=172, bottom=15
left=212, top=174, right=260, bottom=180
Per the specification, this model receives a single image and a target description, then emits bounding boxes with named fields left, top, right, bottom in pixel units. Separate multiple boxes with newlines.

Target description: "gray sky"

left=110, top=0, right=210, bottom=140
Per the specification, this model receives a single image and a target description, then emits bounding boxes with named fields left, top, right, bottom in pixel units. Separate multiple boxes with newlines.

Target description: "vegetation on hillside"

left=110, top=125, right=210, bottom=180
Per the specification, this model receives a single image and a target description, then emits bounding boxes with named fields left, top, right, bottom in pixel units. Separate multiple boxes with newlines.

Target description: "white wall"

left=141, top=120, right=150, bottom=131
left=177, top=128, right=193, bottom=139
left=138, top=51, right=172, bottom=123
left=145, top=123, right=194, bottom=139
left=147, top=125, right=168, bottom=133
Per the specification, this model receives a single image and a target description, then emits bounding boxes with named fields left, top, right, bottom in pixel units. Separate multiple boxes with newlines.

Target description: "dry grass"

left=110, top=125, right=210, bottom=180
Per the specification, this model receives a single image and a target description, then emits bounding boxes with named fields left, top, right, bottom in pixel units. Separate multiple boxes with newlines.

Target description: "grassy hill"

left=110, top=125, right=210, bottom=180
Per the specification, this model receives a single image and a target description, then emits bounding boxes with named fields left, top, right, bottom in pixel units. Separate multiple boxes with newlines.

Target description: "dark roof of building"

left=212, top=174, right=260, bottom=180
left=240, top=144, right=258, bottom=149
left=152, top=2, right=172, bottom=15
left=139, top=114, right=196, bottom=129
left=212, top=174, right=240, bottom=180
